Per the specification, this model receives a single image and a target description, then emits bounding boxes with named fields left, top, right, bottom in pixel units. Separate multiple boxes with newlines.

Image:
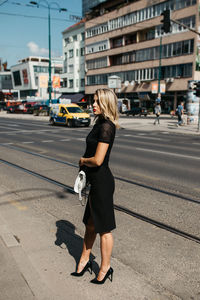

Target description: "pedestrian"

left=156, top=93, right=161, bottom=104
left=71, top=88, right=119, bottom=284
left=154, top=103, right=161, bottom=125
left=176, top=101, right=184, bottom=126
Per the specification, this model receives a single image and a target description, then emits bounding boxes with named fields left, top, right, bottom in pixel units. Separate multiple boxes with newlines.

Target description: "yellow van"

left=49, top=103, right=91, bottom=127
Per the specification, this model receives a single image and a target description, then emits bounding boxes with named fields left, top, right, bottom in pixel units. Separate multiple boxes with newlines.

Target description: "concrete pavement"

left=0, top=110, right=199, bottom=135
left=0, top=183, right=180, bottom=300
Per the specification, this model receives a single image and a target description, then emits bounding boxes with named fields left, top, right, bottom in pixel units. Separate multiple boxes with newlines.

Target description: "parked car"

left=23, top=102, right=37, bottom=114
left=6, top=105, right=19, bottom=113
left=33, top=104, right=50, bottom=116
left=125, top=107, right=148, bottom=117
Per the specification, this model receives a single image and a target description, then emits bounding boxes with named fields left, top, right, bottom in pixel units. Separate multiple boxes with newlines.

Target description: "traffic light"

left=193, top=81, right=200, bottom=97
left=161, top=9, right=171, bottom=33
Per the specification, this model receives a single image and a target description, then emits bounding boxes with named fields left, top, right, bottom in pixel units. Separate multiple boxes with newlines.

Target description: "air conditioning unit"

left=169, top=78, right=174, bottom=82
left=165, top=78, right=170, bottom=82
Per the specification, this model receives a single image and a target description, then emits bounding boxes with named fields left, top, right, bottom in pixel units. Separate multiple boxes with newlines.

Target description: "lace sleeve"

left=98, top=121, right=115, bottom=144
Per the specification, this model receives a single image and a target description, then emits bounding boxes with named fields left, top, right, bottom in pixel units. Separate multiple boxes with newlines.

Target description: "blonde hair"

left=95, top=89, right=119, bottom=128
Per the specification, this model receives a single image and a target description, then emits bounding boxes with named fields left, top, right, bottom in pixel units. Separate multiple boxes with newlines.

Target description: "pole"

left=158, top=36, right=162, bottom=94
left=198, top=99, right=200, bottom=132
left=48, top=5, right=52, bottom=105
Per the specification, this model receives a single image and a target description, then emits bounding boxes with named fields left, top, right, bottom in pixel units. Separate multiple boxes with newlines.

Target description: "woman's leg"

left=77, top=216, right=96, bottom=273
left=97, top=232, right=113, bottom=281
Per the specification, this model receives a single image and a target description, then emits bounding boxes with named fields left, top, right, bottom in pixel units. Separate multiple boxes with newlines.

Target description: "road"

left=0, top=117, right=200, bottom=299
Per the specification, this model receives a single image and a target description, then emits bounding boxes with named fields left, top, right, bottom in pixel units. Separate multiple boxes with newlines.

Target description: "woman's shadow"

left=55, top=220, right=99, bottom=275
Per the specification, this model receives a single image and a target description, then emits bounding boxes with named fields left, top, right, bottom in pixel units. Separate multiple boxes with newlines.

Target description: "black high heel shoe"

left=71, top=260, right=93, bottom=277
left=90, top=267, right=113, bottom=284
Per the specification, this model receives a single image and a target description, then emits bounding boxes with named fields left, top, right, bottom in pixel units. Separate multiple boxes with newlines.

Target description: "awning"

left=59, top=93, right=85, bottom=103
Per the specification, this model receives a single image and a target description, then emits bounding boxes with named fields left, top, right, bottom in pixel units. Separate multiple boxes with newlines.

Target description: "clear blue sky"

left=0, top=0, right=82, bottom=68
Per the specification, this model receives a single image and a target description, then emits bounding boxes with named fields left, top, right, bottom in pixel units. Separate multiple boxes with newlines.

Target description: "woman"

left=71, top=89, right=118, bottom=284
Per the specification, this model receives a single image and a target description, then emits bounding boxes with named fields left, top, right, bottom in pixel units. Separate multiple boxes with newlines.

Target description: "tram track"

left=0, top=153, right=200, bottom=245
left=0, top=143, right=199, bottom=204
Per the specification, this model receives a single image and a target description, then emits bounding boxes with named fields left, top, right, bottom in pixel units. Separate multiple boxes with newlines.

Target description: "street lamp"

left=30, top=1, right=67, bottom=104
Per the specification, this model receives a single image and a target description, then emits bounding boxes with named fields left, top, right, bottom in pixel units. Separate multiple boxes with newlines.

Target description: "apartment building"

left=60, top=20, right=86, bottom=101
left=85, top=0, right=198, bottom=111
left=82, top=0, right=108, bottom=16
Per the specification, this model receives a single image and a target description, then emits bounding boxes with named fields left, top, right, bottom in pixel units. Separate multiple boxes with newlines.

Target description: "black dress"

left=82, top=117, right=116, bottom=233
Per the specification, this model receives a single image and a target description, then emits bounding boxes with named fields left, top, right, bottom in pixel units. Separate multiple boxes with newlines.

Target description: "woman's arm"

left=79, top=142, right=109, bottom=168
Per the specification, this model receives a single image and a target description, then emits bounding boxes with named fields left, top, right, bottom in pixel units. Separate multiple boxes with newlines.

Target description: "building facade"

left=0, top=71, right=13, bottom=91
left=82, top=0, right=108, bottom=16
left=60, top=20, right=86, bottom=96
left=11, top=56, right=63, bottom=99
left=85, top=0, right=199, bottom=111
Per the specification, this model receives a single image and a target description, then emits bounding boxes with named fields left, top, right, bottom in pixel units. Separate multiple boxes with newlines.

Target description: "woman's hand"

left=79, top=157, right=85, bottom=167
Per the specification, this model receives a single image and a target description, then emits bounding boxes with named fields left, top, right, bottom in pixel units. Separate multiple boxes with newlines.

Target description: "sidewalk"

left=0, top=184, right=179, bottom=300
left=0, top=110, right=199, bottom=135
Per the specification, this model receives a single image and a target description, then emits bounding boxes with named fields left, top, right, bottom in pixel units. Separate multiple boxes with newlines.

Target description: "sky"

left=0, top=0, right=82, bottom=68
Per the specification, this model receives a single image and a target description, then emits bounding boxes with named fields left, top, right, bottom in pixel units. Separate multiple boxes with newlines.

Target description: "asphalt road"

left=0, top=117, right=200, bottom=299
left=0, top=117, right=199, bottom=197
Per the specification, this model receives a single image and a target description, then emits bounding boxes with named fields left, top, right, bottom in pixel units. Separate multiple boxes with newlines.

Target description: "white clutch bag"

left=74, top=170, right=86, bottom=205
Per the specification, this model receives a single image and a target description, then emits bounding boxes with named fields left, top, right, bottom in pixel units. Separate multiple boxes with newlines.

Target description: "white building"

left=11, top=56, right=63, bottom=100
left=60, top=19, right=85, bottom=97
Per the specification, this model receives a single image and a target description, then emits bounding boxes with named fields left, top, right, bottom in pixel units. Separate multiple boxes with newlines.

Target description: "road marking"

left=5, top=124, right=19, bottom=127
left=135, top=136, right=162, bottom=141
left=124, top=134, right=132, bottom=137
left=76, top=138, right=85, bottom=141
left=0, top=129, right=53, bottom=134
left=136, top=147, right=200, bottom=160
left=42, top=140, right=54, bottom=143
left=60, top=139, right=70, bottom=141
left=9, top=199, right=27, bottom=211
left=22, top=141, right=34, bottom=144
left=137, top=133, right=145, bottom=135
left=162, top=132, right=169, bottom=134
left=192, top=143, right=200, bottom=145
left=1, top=142, right=13, bottom=145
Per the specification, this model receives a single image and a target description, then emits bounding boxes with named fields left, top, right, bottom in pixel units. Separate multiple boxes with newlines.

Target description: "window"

left=86, top=57, right=107, bottom=70
left=65, top=37, right=70, bottom=46
left=33, top=66, right=48, bottom=73
left=69, top=65, right=74, bottom=73
left=13, top=70, right=22, bottom=86
left=81, top=47, right=85, bottom=56
left=81, top=32, right=85, bottom=41
left=86, top=63, right=193, bottom=86
left=69, top=79, right=73, bottom=88
left=63, top=79, right=67, bottom=87
left=81, top=78, right=85, bottom=87
left=76, top=79, right=79, bottom=88
left=111, top=37, right=123, bottom=48
left=76, top=49, right=79, bottom=57
left=73, top=35, right=77, bottom=41
left=135, top=39, right=194, bottom=62
left=69, top=49, right=73, bottom=58
left=86, top=1, right=196, bottom=38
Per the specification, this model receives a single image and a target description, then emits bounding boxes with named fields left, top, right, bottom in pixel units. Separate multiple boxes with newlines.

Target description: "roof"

left=62, top=18, right=86, bottom=34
